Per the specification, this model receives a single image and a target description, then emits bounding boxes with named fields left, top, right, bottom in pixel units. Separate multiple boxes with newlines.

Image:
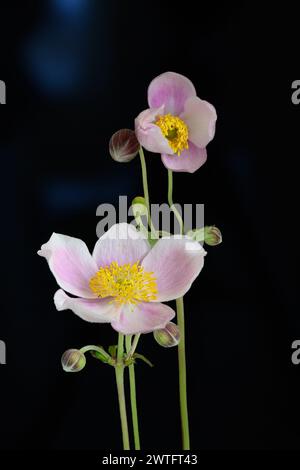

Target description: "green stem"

left=176, top=297, right=190, bottom=450
left=168, top=169, right=184, bottom=235
left=125, top=335, right=141, bottom=450
left=139, top=147, right=157, bottom=240
left=79, top=345, right=110, bottom=361
left=127, top=333, right=140, bottom=359
left=115, top=334, right=130, bottom=450
left=139, top=147, right=150, bottom=220
left=167, top=169, right=190, bottom=450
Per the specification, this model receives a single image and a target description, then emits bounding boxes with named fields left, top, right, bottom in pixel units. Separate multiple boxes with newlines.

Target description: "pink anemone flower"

left=135, top=71, right=217, bottom=173
left=38, top=223, right=206, bottom=335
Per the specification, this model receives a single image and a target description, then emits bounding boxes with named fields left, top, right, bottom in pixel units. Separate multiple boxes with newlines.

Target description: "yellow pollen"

left=89, top=261, right=158, bottom=305
left=155, top=114, right=189, bottom=155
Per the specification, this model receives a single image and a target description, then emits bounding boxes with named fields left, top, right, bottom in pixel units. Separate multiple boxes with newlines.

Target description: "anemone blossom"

left=38, top=223, right=206, bottom=334
left=135, top=71, right=217, bottom=173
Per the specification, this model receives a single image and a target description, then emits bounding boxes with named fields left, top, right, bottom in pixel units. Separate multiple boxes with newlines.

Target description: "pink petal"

left=93, top=223, right=150, bottom=267
left=54, top=289, right=120, bottom=323
left=111, top=301, right=175, bottom=334
left=161, top=141, right=207, bottom=173
left=148, top=72, right=196, bottom=115
left=180, top=96, right=217, bottom=148
left=38, top=233, right=98, bottom=298
left=141, top=237, right=206, bottom=302
left=135, top=107, right=173, bottom=154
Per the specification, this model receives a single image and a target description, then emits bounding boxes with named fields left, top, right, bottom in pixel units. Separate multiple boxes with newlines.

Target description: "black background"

left=0, top=0, right=299, bottom=452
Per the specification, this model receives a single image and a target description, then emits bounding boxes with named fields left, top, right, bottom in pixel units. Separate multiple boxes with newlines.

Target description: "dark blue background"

left=0, top=0, right=299, bottom=451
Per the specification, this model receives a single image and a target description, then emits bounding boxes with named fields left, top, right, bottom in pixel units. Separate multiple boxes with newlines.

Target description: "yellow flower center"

left=89, top=261, right=158, bottom=305
left=155, top=114, right=189, bottom=155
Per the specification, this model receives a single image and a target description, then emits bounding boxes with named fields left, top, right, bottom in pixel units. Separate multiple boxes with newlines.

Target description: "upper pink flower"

left=38, top=223, right=206, bottom=335
left=135, top=72, right=217, bottom=173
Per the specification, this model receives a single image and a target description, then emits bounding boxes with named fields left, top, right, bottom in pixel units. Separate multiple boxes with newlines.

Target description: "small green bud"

left=109, top=129, right=140, bottom=162
left=187, top=226, right=222, bottom=246
left=154, top=322, right=180, bottom=348
left=61, top=349, right=86, bottom=373
left=204, top=226, right=222, bottom=246
left=131, top=196, right=148, bottom=218
left=132, top=196, right=146, bottom=207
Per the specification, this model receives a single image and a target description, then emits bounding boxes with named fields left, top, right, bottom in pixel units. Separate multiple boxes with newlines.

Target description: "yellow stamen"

left=155, top=113, right=189, bottom=155
left=89, top=261, right=158, bottom=305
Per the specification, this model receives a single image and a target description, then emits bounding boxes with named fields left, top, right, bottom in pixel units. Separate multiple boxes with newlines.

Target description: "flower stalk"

left=139, top=147, right=157, bottom=241
left=176, top=297, right=190, bottom=449
left=168, top=170, right=184, bottom=235
left=167, top=169, right=190, bottom=450
left=125, top=335, right=141, bottom=450
left=127, top=333, right=140, bottom=359
left=115, top=333, right=130, bottom=450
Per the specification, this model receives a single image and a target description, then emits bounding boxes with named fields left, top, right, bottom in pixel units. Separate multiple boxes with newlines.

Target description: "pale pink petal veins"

left=161, top=141, right=207, bottom=173
left=38, top=233, right=98, bottom=298
left=148, top=72, right=196, bottom=115
left=54, top=289, right=120, bottom=323
left=93, top=223, right=150, bottom=267
left=180, top=96, right=217, bottom=148
left=111, top=301, right=175, bottom=334
left=142, top=237, right=206, bottom=302
left=135, top=106, right=173, bottom=154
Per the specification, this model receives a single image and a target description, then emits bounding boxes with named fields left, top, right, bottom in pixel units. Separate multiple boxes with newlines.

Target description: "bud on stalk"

left=187, top=226, right=222, bottom=246
left=154, top=322, right=180, bottom=348
left=204, top=226, right=222, bottom=246
left=109, top=129, right=140, bottom=162
left=61, top=349, right=86, bottom=373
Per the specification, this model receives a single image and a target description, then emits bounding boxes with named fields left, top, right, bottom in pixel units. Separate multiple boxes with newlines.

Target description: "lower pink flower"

left=38, top=223, right=206, bottom=334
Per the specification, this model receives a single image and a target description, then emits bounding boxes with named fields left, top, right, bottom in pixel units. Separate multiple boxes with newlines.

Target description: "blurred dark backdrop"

left=0, top=0, right=299, bottom=451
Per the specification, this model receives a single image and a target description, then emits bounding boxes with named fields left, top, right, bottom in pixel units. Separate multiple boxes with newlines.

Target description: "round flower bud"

left=132, top=196, right=146, bottom=207
left=61, top=349, right=86, bottom=373
left=154, top=322, right=180, bottom=348
left=131, top=196, right=148, bottom=218
left=204, top=226, right=222, bottom=246
left=109, top=129, right=140, bottom=162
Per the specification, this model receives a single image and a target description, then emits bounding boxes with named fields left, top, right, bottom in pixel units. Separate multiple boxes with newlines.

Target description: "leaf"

left=133, top=353, right=154, bottom=367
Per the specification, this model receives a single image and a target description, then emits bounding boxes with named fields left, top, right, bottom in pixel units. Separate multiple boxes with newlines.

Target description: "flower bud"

left=154, top=322, right=180, bottom=348
left=131, top=196, right=148, bottom=218
left=204, top=226, right=222, bottom=246
left=109, top=129, right=140, bottom=162
left=61, top=349, right=86, bottom=373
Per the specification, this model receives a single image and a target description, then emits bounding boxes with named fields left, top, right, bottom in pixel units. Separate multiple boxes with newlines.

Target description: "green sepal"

left=88, top=345, right=114, bottom=366
left=108, top=345, right=118, bottom=358
left=90, top=350, right=109, bottom=363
